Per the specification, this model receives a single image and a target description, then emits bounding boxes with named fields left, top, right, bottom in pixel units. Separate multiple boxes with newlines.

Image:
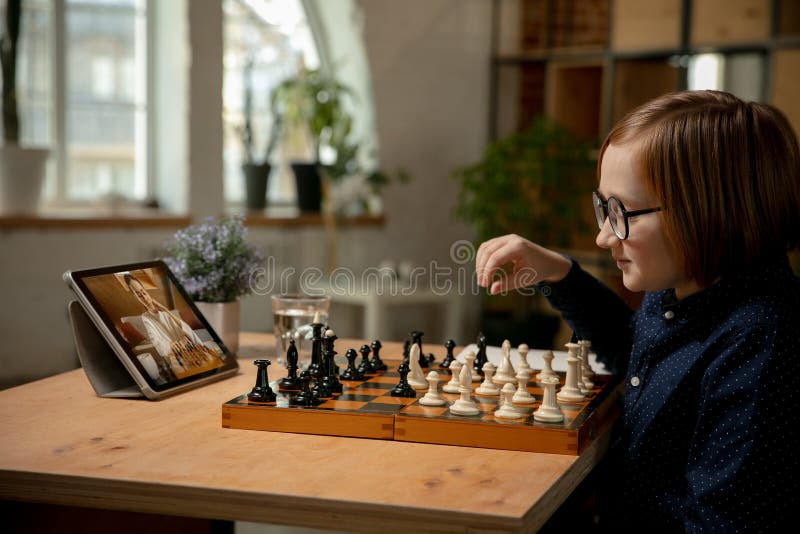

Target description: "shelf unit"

left=489, top=0, right=800, bottom=142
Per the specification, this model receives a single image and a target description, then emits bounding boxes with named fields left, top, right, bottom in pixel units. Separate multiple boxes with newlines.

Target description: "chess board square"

left=320, top=400, right=369, bottom=410
left=368, top=376, right=399, bottom=384
left=361, top=402, right=405, bottom=413
left=354, top=387, right=395, bottom=396
left=404, top=405, right=448, bottom=416
left=335, top=394, right=377, bottom=403
left=371, top=396, right=417, bottom=405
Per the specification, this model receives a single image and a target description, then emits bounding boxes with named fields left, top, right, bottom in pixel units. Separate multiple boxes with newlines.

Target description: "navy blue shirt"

left=540, top=254, right=800, bottom=531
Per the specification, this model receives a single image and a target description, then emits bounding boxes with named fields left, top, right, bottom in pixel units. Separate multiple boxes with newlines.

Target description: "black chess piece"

left=402, top=339, right=411, bottom=364
left=307, top=319, right=326, bottom=379
left=474, top=332, right=488, bottom=377
left=277, top=339, right=302, bottom=392
left=248, top=359, right=277, bottom=403
left=370, top=339, right=387, bottom=371
left=411, top=330, right=434, bottom=367
left=390, top=362, right=417, bottom=398
left=340, top=348, right=364, bottom=381
left=357, top=344, right=376, bottom=376
left=290, top=374, right=321, bottom=407
left=439, top=339, right=456, bottom=368
left=320, top=331, right=343, bottom=395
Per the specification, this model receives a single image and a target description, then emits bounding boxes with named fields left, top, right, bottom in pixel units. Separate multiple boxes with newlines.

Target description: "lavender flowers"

left=163, top=216, right=265, bottom=303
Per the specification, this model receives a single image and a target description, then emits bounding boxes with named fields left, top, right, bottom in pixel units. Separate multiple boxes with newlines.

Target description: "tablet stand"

left=68, top=300, right=144, bottom=398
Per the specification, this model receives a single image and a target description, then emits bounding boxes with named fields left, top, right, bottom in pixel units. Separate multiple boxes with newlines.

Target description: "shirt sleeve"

left=683, top=321, right=799, bottom=530
left=538, top=258, right=634, bottom=375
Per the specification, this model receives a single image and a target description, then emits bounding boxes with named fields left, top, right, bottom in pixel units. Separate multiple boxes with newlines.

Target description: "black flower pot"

left=242, top=162, right=271, bottom=211
left=291, top=162, right=322, bottom=213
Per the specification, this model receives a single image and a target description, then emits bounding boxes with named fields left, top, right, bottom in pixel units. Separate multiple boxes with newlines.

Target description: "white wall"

left=0, top=0, right=490, bottom=389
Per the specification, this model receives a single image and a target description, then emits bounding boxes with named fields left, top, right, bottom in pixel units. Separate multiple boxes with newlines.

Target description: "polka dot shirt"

left=540, top=254, right=800, bottom=531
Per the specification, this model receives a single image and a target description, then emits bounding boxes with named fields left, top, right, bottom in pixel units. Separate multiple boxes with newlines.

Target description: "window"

left=8, top=0, right=149, bottom=205
left=222, top=0, right=319, bottom=206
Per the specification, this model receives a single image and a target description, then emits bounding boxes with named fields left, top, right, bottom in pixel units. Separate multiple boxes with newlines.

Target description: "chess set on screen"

left=222, top=321, right=622, bottom=455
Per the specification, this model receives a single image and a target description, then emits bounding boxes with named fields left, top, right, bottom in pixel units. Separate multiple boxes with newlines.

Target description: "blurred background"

left=1, top=0, right=798, bottom=389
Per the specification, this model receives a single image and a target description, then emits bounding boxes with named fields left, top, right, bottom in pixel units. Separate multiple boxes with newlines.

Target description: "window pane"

left=2, top=1, right=52, bottom=146
left=65, top=1, right=146, bottom=201
left=222, top=0, right=319, bottom=205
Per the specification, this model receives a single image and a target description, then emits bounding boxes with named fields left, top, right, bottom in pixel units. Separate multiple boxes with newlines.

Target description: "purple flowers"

left=163, top=216, right=265, bottom=303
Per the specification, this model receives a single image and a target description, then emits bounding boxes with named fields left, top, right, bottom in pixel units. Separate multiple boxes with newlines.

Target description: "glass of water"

left=271, top=294, right=330, bottom=369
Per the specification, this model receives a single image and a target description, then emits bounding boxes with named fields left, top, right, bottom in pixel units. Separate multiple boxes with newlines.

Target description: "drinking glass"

left=271, top=294, right=330, bottom=369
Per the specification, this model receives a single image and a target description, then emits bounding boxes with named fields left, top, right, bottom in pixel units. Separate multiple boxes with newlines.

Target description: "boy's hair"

left=600, top=90, right=800, bottom=286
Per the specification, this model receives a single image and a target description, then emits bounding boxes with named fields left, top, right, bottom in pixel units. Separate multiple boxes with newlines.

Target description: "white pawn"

left=419, top=370, right=446, bottom=406
left=556, top=343, right=585, bottom=404
left=516, top=343, right=531, bottom=374
left=534, top=376, right=564, bottom=423
left=578, top=339, right=595, bottom=389
left=495, top=383, right=524, bottom=419
left=449, top=352, right=479, bottom=416
left=493, top=339, right=516, bottom=385
left=512, top=368, right=535, bottom=404
left=536, top=350, right=557, bottom=382
left=407, top=343, right=428, bottom=390
left=443, top=360, right=462, bottom=393
left=476, top=362, right=500, bottom=396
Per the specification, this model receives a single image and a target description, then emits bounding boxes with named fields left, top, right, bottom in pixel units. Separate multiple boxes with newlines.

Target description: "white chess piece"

left=493, top=339, right=516, bottom=385
left=578, top=339, right=595, bottom=389
left=534, top=376, right=564, bottom=423
left=419, top=370, right=446, bottom=406
left=407, top=343, right=428, bottom=390
left=517, top=343, right=531, bottom=373
left=449, top=352, right=479, bottom=416
left=556, top=343, right=585, bottom=404
left=476, top=362, right=500, bottom=396
left=512, top=368, right=535, bottom=404
left=495, top=383, right=524, bottom=419
left=576, top=349, right=591, bottom=395
left=443, top=360, right=462, bottom=393
left=536, top=350, right=557, bottom=382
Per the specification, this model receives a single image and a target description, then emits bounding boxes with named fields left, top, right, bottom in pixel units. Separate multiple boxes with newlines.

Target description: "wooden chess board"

left=223, top=361, right=622, bottom=455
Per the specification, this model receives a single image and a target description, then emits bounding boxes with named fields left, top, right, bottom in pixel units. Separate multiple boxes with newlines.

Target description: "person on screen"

left=124, top=274, right=218, bottom=379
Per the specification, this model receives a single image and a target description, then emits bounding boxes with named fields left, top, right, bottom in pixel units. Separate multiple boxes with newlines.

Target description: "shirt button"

left=664, top=310, right=675, bottom=320
left=630, top=376, right=640, bottom=387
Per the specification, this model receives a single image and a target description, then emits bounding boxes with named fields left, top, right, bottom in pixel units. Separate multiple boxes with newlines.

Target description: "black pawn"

left=390, top=362, right=417, bottom=398
left=340, top=348, right=364, bottom=381
left=370, top=339, right=387, bottom=371
left=248, top=359, right=277, bottom=403
left=439, top=339, right=456, bottom=368
left=278, top=339, right=301, bottom=392
left=357, top=344, right=376, bottom=376
left=290, top=374, right=320, bottom=407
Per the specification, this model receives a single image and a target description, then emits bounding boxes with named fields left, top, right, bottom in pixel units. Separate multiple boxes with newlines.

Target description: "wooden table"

left=0, top=333, right=617, bottom=533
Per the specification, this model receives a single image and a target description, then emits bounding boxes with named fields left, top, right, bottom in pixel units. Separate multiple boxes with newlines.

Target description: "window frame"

left=48, top=0, right=154, bottom=207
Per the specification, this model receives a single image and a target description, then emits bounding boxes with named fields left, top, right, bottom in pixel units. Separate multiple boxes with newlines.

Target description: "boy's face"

left=596, top=143, right=695, bottom=298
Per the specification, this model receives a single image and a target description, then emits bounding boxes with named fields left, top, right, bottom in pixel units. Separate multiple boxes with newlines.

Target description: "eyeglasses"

left=592, top=191, right=661, bottom=240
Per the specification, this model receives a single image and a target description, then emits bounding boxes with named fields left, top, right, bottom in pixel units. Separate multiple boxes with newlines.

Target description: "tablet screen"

left=68, top=260, right=238, bottom=392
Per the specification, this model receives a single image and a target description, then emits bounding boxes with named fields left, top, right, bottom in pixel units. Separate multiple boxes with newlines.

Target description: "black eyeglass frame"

left=592, top=191, right=662, bottom=240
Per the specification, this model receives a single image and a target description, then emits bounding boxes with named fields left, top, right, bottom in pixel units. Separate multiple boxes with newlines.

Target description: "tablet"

left=64, top=260, right=239, bottom=399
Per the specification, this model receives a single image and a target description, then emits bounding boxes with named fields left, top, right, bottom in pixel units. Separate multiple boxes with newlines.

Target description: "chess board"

left=222, top=361, right=622, bottom=455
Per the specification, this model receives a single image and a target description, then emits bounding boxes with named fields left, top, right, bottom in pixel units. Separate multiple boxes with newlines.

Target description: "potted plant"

left=269, top=67, right=357, bottom=212
left=0, top=0, right=49, bottom=215
left=162, top=215, right=265, bottom=354
left=451, top=116, right=596, bottom=347
left=238, top=58, right=280, bottom=212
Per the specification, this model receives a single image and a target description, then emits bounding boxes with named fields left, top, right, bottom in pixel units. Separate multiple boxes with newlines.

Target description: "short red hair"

left=600, top=90, right=800, bottom=286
